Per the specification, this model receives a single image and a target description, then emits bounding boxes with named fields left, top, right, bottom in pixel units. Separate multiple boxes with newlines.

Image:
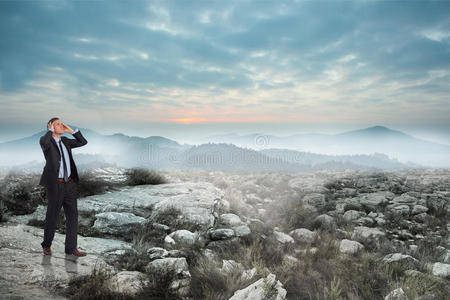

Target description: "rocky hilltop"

left=0, top=167, right=449, bottom=299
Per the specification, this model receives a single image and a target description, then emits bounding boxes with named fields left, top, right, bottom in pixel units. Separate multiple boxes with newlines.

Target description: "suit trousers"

left=40, top=179, right=78, bottom=253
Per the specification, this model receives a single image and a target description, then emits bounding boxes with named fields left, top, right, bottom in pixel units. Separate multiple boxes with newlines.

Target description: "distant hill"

left=0, top=125, right=442, bottom=171
left=202, top=125, right=450, bottom=167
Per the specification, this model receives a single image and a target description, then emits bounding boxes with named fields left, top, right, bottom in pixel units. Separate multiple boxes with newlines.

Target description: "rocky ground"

left=0, top=167, right=449, bottom=299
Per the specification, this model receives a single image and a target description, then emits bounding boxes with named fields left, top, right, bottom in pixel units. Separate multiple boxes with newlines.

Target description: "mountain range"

left=0, top=125, right=448, bottom=173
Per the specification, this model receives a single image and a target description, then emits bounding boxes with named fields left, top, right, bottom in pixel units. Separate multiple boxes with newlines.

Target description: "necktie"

left=58, top=140, right=68, bottom=182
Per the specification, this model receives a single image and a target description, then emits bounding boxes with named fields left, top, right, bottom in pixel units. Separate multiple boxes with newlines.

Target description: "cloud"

left=0, top=0, right=449, bottom=127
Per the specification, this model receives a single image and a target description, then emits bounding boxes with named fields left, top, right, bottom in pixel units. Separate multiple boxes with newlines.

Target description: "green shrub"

left=0, top=175, right=45, bottom=215
left=63, top=265, right=133, bottom=300
left=135, top=267, right=183, bottom=300
left=343, top=203, right=361, bottom=212
left=112, top=248, right=150, bottom=273
left=189, top=255, right=256, bottom=300
left=396, top=271, right=450, bottom=299
left=0, top=197, right=5, bottom=222
left=77, top=170, right=123, bottom=198
left=125, top=168, right=168, bottom=186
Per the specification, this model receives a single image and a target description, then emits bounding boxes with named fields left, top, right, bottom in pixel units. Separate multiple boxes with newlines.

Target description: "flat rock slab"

left=0, top=223, right=132, bottom=299
left=78, top=182, right=224, bottom=230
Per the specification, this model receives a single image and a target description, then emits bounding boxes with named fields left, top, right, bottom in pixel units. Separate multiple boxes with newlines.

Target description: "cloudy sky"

left=1, top=0, right=449, bottom=145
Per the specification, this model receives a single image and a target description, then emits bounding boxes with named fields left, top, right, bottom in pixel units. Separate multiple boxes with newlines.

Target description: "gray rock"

left=392, top=194, right=418, bottom=204
left=411, top=205, right=428, bottom=215
left=289, top=228, right=316, bottom=244
left=241, top=268, right=257, bottom=281
left=233, top=225, right=251, bottom=237
left=339, top=239, right=364, bottom=254
left=229, top=273, right=287, bottom=300
left=0, top=223, right=130, bottom=298
left=343, top=210, right=363, bottom=221
left=387, top=204, right=410, bottom=216
left=341, top=197, right=362, bottom=211
left=221, top=259, right=245, bottom=273
left=152, top=222, right=171, bottom=231
left=78, top=182, right=223, bottom=231
left=201, top=248, right=220, bottom=262
left=431, top=262, right=450, bottom=278
left=351, top=226, right=385, bottom=241
left=103, top=249, right=131, bottom=264
left=167, top=229, right=198, bottom=247
left=273, top=231, right=295, bottom=244
left=341, top=188, right=357, bottom=197
left=220, top=213, right=243, bottom=226
left=382, top=253, right=418, bottom=268
left=283, top=254, right=299, bottom=268
left=93, top=212, right=145, bottom=235
left=106, top=271, right=148, bottom=295
left=145, top=257, right=191, bottom=297
left=209, top=228, right=235, bottom=240
left=413, top=213, right=427, bottom=222
left=146, top=257, right=190, bottom=277
left=147, top=247, right=169, bottom=260
left=375, top=217, right=387, bottom=226
left=248, top=218, right=266, bottom=234
left=357, top=217, right=375, bottom=227
left=314, top=214, right=335, bottom=228
left=368, top=212, right=378, bottom=218
left=164, top=235, right=176, bottom=247
left=359, top=192, right=391, bottom=211
left=442, top=250, right=450, bottom=263
left=384, top=288, right=408, bottom=300
left=8, top=205, right=48, bottom=225
left=206, top=237, right=241, bottom=252
left=302, top=193, right=326, bottom=211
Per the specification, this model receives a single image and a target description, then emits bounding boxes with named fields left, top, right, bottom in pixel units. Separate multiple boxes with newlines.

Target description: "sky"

left=0, top=0, right=449, bottom=145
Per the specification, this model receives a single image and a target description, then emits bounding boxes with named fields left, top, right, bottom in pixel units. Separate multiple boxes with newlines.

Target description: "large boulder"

left=77, top=182, right=224, bottom=231
left=386, top=194, right=419, bottom=215
left=166, top=229, right=198, bottom=247
left=359, top=191, right=392, bottom=211
left=351, top=226, right=385, bottom=241
left=219, top=213, right=243, bottom=226
left=218, top=213, right=251, bottom=237
left=339, top=239, right=364, bottom=255
left=273, top=231, right=295, bottom=244
left=92, top=212, right=146, bottom=236
left=289, top=228, right=316, bottom=244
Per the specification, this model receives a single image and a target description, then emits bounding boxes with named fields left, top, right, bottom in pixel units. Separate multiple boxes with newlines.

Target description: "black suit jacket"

left=39, top=130, right=88, bottom=188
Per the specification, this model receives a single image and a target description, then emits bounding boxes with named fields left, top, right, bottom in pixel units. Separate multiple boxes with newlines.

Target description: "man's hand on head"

left=62, top=122, right=74, bottom=133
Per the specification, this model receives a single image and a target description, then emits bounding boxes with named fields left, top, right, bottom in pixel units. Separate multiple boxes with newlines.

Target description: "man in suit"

left=39, top=117, right=88, bottom=257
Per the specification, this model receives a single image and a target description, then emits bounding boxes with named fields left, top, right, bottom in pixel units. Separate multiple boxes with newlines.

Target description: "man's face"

left=51, top=119, right=65, bottom=134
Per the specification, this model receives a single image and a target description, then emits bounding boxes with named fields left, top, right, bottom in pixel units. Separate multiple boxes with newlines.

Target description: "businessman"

left=39, top=117, right=88, bottom=257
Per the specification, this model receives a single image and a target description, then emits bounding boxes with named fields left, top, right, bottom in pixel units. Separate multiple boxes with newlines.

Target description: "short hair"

left=47, top=117, right=59, bottom=128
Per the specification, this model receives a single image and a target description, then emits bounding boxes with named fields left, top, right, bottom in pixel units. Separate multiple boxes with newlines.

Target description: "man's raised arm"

left=40, top=124, right=55, bottom=155
left=63, top=123, right=87, bottom=148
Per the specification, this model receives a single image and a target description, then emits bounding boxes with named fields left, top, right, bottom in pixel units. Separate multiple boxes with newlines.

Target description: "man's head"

left=47, top=117, right=65, bottom=134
